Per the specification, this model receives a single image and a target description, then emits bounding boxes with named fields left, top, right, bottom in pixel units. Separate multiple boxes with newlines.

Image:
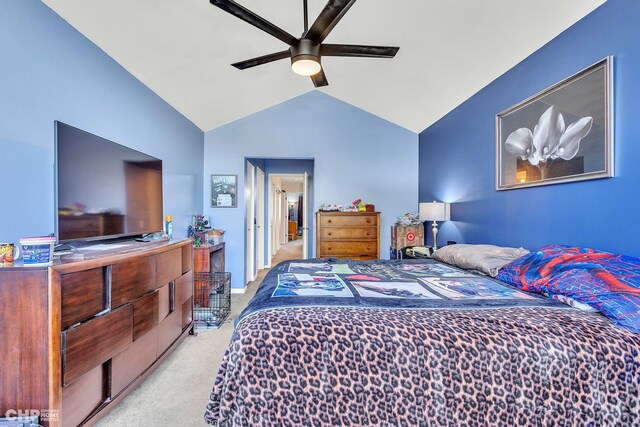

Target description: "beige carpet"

left=95, top=239, right=303, bottom=426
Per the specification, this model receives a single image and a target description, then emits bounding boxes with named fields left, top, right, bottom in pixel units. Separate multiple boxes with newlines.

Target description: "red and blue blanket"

left=498, top=244, right=640, bottom=332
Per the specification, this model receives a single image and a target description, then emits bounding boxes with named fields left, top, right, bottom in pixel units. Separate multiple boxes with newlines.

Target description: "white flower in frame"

left=554, top=116, right=594, bottom=160
left=505, top=105, right=593, bottom=167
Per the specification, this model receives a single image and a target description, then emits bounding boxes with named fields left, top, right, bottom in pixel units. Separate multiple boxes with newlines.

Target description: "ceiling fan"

left=209, top=0, right=400, bottom=87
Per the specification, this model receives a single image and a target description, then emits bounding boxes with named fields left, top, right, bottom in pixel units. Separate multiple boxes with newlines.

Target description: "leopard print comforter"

left=205, top=306, right=640, bottom=426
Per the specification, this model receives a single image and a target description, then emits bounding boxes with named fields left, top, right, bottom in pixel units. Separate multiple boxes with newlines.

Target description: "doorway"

left=245, top=158, right=314, bottom=283
left=267, top=174, right=307, bottom=266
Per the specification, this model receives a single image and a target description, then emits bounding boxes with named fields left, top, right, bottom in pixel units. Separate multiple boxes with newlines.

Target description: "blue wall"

left=205, top=91, right=418, bottom=289
left=0, top=0, right=204, bottom=243
left=419, top=0, right=640, bottom=256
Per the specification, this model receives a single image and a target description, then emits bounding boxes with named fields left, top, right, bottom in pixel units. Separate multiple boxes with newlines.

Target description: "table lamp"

left=419, top=201, right=451, bottom=250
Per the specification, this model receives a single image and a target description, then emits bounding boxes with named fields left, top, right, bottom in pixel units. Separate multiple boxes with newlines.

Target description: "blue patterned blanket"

left=236, top=258, right=564, bottom=325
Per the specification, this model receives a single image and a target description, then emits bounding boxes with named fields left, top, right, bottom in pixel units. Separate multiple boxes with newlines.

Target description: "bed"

left=205, top=248, right=640, bottom=426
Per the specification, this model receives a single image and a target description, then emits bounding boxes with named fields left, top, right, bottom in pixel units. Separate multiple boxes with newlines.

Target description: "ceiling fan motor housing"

left=291, top=39, right=321, bottom=65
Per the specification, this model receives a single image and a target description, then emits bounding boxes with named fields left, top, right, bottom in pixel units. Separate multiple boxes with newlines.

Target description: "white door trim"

left=245, top=162, right=256, bottom=284
left=266, top=176, right=274, bottom=268
left=302, top=171, right=309, bottom=259
left=256, top=167, right=265, bottom=271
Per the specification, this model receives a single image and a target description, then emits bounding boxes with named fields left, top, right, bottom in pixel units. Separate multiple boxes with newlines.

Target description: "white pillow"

left=432, top=244, right=529, bottom=277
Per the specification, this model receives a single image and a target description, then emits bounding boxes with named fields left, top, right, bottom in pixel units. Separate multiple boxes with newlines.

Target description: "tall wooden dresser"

left=0, top=239, right=193, bottom=426
left=316, top=211, right=380, bottom=260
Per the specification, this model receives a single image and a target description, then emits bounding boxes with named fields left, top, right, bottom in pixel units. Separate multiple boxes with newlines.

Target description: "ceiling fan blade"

left=232, top=50, right=291, bottom=70
left=310, top=69, right=329, bottom=87
left=210, top=0, right=298, bottom=46
left=304, top=0, right=357, bottom=44
left=321, top=44, right=399, bottom=58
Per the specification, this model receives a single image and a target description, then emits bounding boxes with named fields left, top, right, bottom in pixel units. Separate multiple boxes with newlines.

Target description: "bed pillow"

left=432, top=244, right=530, bottom=277
left=497, top=244, right=640, bottom=333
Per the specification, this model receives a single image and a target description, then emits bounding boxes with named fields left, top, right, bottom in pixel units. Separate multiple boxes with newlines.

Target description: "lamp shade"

left=419, top=201, right=450, bottom=222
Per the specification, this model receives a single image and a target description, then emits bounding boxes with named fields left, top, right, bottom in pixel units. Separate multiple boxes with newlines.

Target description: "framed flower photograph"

left=211, top=174, right=237, bottom=208
left=496, top=57, right=613, bottom=190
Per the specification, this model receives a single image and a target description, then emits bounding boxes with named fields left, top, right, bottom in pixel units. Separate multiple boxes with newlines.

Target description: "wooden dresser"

left=316, top=211, right=380, bottom=260
left=193, top=242, right=225, bottom=274
left=0, top=239, right=193, bottom=426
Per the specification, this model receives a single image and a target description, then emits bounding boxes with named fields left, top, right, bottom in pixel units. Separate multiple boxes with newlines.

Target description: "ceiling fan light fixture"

left=291, top=55, right=322, bottom=76
left=290, top=39, right=322, bottom=77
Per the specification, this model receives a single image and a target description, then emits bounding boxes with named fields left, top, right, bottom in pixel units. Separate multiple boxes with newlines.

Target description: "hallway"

left=271, top=238, right=304, bottom=266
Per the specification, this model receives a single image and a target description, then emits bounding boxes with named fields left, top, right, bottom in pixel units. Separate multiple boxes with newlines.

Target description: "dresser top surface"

left=316, top=211, right=380, bottom=215
left=0, top=238, right=190, bottom=272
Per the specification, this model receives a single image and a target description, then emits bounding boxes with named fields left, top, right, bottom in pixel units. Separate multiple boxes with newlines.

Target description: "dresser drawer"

left=175, top=271, right=193, bottom=306
left=158, top=282, right=171, bottom=323
left=319, top=241, right=378, bottom=257
left=132, top=290, right=159, bottom=341
left=111, top=256, right=156, bottom=308
left=61, top=268, right=105, bottom=330
left=181, top=297, right=193, bottom=330
left=157, top=248, right=182, bottom=286
left=319, top=214, right=377, bottom=227
left=319, top=227, right=376, bottom=240
left=157, top=307, right=182, bottom=358
left=61, top=363, right=107, bottom=427
left=181, top=244, right=193, bottom=274
left=111, top=327, right=158, bottom=396
left=62, top=304, right=133, bottom=386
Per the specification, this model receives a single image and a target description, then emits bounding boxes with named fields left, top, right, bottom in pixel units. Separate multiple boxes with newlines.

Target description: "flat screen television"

left=55, top=121, right=163, bottom=243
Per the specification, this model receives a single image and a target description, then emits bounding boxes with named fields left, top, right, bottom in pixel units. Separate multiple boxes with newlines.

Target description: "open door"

left=281, top=191, right=288, bottom=246
left=302, top=172, right=309, bottom=259
left=267, top=178, right=278, bottom=267
left=245, top=162, right=255, bottom=285
left=256, top=168, right=265, bottom=271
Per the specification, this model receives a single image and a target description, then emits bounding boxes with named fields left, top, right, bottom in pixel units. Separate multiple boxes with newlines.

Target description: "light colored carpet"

left=95, top=239, right=303, bottom=426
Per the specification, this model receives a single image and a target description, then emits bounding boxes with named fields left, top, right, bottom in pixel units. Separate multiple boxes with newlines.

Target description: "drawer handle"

left=328, top=220, right=332, bottom=223
left=328, top=247, right=332, bottom=251
left=367, top=247, right=371, bottom=250
left=328, top=232, right=332, bottom=236
left=366, top=219, right=371, bottom=223
left=366, top=232, right=370, bottom=236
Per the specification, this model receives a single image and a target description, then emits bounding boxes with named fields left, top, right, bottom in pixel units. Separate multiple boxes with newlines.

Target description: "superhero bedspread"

left=205, top=258, right=640, bottom=426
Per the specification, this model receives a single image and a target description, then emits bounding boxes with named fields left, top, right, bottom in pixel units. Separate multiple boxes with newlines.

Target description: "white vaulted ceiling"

left=43, top=0, right=605, bottom=133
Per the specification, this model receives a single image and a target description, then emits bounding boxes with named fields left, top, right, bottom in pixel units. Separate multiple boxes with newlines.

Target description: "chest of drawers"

left=0, top=239, right=193, bottom=426
left=316, top=211, right=380, bottom=260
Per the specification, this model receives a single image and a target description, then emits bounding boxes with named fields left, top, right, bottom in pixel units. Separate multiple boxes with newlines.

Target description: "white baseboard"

left=231, top=286, right=247, bottom=294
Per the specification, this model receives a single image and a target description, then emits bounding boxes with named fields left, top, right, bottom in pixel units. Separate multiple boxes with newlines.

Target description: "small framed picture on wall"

left=211, top=174, right=237, bottom=208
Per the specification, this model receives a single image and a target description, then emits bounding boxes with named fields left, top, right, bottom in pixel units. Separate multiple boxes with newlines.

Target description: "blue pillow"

left=497, top=244, right=640, bottom=333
